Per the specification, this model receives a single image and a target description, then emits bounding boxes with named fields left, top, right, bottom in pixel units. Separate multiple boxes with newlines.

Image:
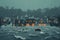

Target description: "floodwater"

left=0, top=24, right=60, bottom=40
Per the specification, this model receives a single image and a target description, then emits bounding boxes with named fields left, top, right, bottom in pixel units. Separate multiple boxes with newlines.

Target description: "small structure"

left=0, top=17, right=3, bottom=28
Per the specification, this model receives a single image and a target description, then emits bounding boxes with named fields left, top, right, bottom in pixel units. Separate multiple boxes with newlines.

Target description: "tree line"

left=0, top=6, right=60, bottom=18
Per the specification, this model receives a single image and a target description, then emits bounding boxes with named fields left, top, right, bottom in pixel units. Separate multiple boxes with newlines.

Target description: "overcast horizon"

left=0, top=0, right=60, bottom=11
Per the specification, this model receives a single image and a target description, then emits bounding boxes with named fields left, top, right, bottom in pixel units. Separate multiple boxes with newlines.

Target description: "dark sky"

left=0, top=0, right=60, bottom=11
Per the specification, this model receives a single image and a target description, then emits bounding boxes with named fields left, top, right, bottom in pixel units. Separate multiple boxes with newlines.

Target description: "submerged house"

left=38, top=18, right=47, bottom=26
left=25, top=18, right=36, bottom=26
left=19, top=19, right=26, bottom=26
left=48, top=16, right=59, bottom=26
left=2, top=17, right=11, bottom=25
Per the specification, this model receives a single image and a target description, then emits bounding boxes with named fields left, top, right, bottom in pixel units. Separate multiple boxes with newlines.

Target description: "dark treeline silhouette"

left=0, top=6, right=60, bottom=18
